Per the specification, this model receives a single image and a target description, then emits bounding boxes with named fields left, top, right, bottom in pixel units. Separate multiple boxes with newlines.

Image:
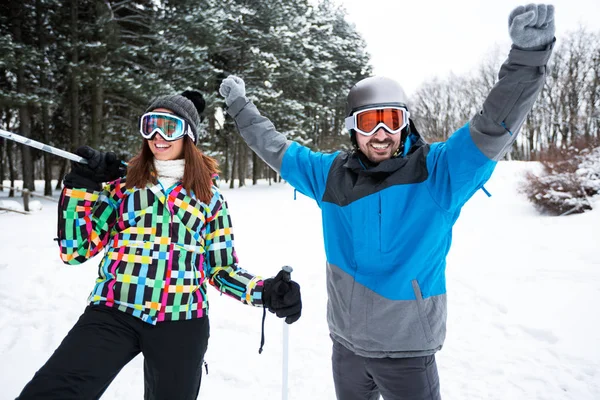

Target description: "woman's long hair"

left=126, top=137, right=219, bottom=204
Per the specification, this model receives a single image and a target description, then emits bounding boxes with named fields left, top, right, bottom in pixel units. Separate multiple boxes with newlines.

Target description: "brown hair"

left=126, top=137, right=220, bottom=204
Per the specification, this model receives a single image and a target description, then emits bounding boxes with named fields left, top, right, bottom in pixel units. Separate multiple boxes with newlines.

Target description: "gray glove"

left=509, top=4, right=555, bottom=49
left=219, top=75, right=246, bottom=107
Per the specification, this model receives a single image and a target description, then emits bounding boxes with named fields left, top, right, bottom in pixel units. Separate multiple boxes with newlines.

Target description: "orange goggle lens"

left=356, top=108, right=404, bottom=133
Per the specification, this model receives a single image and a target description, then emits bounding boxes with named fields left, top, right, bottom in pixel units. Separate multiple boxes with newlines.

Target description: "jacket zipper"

left=378, top=194, right=382, bottom=251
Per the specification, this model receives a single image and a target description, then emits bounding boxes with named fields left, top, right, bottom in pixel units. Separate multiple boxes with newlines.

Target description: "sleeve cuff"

left=249, top=278, right=265, bottom=306
left=509, top=38, right=555, bottom=67
left=226, top=96, right=251, bottom=119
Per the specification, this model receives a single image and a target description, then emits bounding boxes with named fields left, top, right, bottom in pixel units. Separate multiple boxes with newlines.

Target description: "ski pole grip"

left=281, top=265, right=293, bottom=283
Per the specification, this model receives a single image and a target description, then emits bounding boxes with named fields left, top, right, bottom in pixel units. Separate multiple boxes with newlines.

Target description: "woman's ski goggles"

left=139, top=112, right=194, bottom=142
left=345, top=106, right=410, bottom=136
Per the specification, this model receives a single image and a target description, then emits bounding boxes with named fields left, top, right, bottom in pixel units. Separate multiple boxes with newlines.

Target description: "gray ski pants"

left=331, top=339, right=441, bottom=400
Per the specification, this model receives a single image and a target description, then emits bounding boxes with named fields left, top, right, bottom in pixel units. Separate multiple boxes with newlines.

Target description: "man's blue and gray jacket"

left=227, top=42, right=554, bottom=358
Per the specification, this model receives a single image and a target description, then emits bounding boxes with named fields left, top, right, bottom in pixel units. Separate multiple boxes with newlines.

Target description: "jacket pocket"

left=412, top=279, right=434, bottom=343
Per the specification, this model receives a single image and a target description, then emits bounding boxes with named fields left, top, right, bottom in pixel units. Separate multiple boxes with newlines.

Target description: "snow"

left=0, top=198, right=43, bottom=213
left=0, top=199, right=25, bottom=212
left=1, top=162, right=599, bottom=399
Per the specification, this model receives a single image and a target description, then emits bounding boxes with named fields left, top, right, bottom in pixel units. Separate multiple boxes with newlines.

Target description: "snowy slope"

left=1, top=161, right=599, bottom=400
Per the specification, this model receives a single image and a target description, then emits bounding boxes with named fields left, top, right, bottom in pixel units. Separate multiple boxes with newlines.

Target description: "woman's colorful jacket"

left=57, top=179, right=264, bottom=324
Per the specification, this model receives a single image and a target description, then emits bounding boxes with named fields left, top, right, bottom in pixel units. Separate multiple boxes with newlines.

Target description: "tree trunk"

left=55, top=159, right=69, bottom=190
left=42, top=109, right=53, bottom=195
left=7, top=141, right=16, bottom=197
left=1, top=109, right=12, bottom=193
left=527, top=114, right=537, bottom=161
left=223, top=137, right=229, bottom=184
left=587, top=50, right=599, bottom=139
left=229, top=137, right=237, bottom=189
left=237, top=141, right=245, bottom=188
left=90, top=0, right=108, bottom=150
left=37, top=0, right=53, bottom=196
left=10, top=1, right=35, bottom=191
left=90, top=79, right=103, bottom=149
left=252, top=152, right=259, bottom=185
left=70, top=0, right=80, bottom=151
left=0, top=137, right=4, bottom=191
left=268, top=165, right=272, bottom=186
left=234, top=42, right=247, bottom=189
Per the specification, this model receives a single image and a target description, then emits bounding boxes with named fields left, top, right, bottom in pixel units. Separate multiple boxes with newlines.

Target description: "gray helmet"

left=345, top=76, right=409, bottom=116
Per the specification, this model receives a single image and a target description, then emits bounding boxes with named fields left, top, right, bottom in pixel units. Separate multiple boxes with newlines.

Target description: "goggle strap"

left=186, top=126, right=196, bottom=141
left=345, top=116, right=354, bottom=131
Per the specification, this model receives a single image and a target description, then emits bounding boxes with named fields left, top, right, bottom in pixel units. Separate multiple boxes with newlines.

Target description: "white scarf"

left=154, top=159, right=185, bottom=189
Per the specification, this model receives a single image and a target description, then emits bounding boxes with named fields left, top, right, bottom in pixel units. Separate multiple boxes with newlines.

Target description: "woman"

left=17, top=90, right=302, bottom=400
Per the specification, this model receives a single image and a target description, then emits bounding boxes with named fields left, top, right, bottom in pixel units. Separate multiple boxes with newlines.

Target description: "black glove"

left=63, top=146, right=125, bottom=191
left=262, top=270, right=302, bottom=324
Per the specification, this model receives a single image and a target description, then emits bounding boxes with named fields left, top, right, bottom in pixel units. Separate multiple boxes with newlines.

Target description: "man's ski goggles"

left=345, top=106, right=410, bottom=136
left=139, top=112, right=194, bottom=142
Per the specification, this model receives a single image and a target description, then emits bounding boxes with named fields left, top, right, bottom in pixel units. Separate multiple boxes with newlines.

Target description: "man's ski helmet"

left=345, top=76, right=410, bottom=150
left=346, top=76, right=409, bottom=116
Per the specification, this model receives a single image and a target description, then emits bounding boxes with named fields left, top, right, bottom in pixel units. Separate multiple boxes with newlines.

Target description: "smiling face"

left=147, top=108, right=185, bottom=161
left=354, top=127, right=402, bottom=163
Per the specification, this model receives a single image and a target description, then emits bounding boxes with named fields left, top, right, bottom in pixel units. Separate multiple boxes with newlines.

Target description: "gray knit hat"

left=145, top=91, right=205, bottom=143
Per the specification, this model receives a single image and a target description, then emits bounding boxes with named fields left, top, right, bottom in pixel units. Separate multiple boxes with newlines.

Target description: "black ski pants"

left=332, top=339, right=441, bottom=400
left=17, top=306, right=209, bottom=400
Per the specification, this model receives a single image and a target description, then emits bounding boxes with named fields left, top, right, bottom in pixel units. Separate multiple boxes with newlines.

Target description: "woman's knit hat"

left=145, top=90, right=206, bottom=143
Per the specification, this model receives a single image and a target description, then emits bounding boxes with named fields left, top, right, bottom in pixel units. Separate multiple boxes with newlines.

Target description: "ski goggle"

left=345, top=106, right=410, bottom=136
left=139, top=112, right=194, bottom=142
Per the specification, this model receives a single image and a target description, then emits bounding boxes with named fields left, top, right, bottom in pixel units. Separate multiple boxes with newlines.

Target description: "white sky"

left=336, top=0, right=600, bottom=96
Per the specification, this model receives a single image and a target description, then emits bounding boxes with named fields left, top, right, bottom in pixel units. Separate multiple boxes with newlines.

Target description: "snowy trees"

left=408, top=28, right=600, bottom=215
left=411, top=29, right=600, bottom=160
left=5, top=1, right=596, bottom=196
left=0, top=0, right=370, bottom=191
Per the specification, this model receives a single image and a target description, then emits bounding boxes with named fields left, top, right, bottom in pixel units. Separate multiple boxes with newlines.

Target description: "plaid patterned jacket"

left=57, top=178, right=264, bottom=324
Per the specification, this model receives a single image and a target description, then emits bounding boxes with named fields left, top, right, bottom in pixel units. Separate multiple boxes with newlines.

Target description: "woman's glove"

left=509, top=4, right=555, bottom=49
left=63, top=146, right=125, bottom=191
left=262, top=269, right=302, bottom=324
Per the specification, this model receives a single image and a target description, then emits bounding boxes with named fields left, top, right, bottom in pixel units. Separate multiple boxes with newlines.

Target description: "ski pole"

left=281, top=265, right=293, bottom=400
left=0, top=128, right=88, bottom=164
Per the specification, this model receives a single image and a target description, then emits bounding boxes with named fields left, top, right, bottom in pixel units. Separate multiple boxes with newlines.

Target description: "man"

left=219, top=4, right=555, bottom=399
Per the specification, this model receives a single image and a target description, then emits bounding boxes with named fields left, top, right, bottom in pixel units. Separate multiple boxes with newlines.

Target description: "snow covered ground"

left=1, top=161, right=599, bottom=400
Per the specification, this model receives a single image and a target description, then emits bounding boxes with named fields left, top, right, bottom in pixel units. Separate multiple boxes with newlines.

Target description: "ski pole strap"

left=259, top=306, right=267, bottom=354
